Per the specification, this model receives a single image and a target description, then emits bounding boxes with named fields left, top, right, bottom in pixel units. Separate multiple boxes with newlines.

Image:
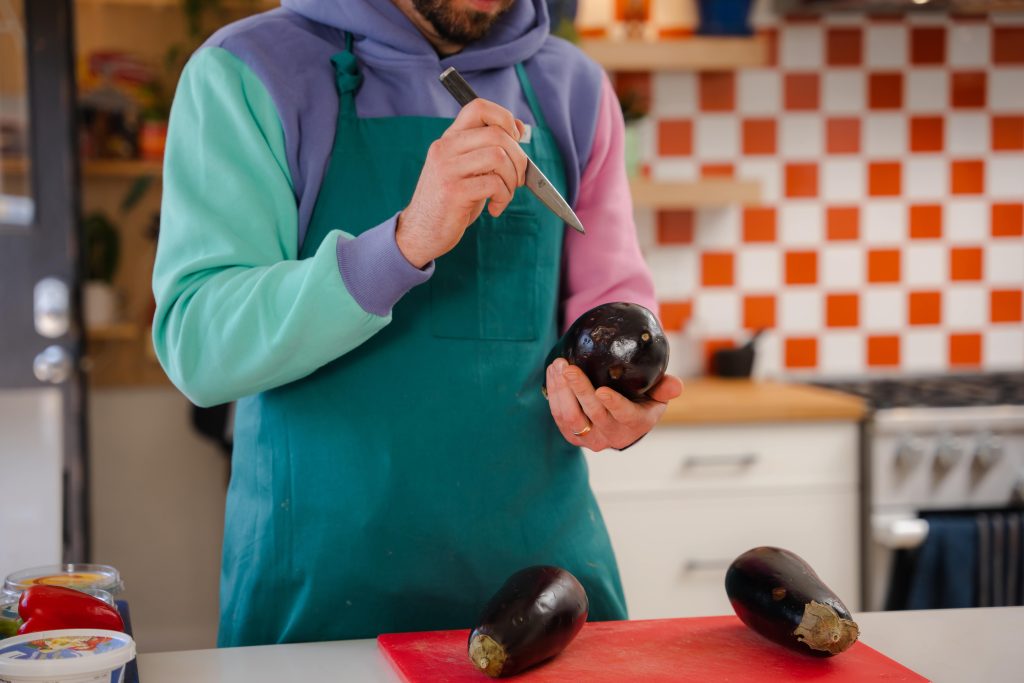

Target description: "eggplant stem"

left=792, top=601, right=860, bottom=655
left=469, top=634, right=507, bottom=678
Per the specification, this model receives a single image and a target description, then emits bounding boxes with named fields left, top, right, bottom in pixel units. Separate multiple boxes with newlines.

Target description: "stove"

left=815, top=372, right=1024, bottom=409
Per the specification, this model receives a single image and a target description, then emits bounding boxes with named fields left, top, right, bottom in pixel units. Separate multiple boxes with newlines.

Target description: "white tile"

left=737, top=159, right=782, bottom=203
left=781, top=25, right=824, bottom=69
left=820, top=332, right=865, bottom=376
left=866, top=25, right=906, bottom=68
left=989, top=157, right=1024, bottom=199
left=779, top=115, right=822, bottom=158
left=986, top=243, right=1024, bottom=285
left=694, top=115, right=740, bottom=159
left=906, top=69, right=948, bottom=112
left=863, top=202, right=906, bottom=244
left=737, top=70, right=781, bottom=114
left=695, top=207, right=741, bottom=247
left=903, top=330, right=947, bottom=373
left=737, top=246, right=781, bottom=290
left=905, top=244, right=947, bottom=287
left=822, top=71, right=865, bottom=114
left=779, top=203, right=824, bottom=245
left=904, top=157, right=949, bottom=201
left=863, top=287, right=905, bottom=331
left=647, top=246, right=698, bottom=299
left=650, top=158, right=698, bottom=181
left=949, top=24, right=989, bottom=68
left=985, top=329, right=1024, bottom=369
left=822, top=159, right=865, bottom=202
left=946, top=200, right=989, bottom=242
left=945, top=285, right=988, bottom=328
left=864, top=114, right=906, bottom=157
left=633, top=207, right=655, bottom=251
left=750, top=0, right=779, bottom=28
left=779, top=290, right=823, bottom=332
left=947, top=113, right=989, bottom=155
left=821, top=245, right=864, bottom=289
left=652, top=72, right=697, bottom=117
left=990, top=69, right=1024, bottom=112
left=751, top=331, right=782, bottom=379
left=694, top=290, right=741, bottom=334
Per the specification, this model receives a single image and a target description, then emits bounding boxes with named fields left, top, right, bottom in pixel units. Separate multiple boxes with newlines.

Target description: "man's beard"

left=412, top=0, right=514, bottom=44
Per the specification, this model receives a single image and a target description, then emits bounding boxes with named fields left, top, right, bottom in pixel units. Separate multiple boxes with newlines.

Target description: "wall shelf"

left=630, top=178, right=762, bottom=208
left=87, top=322, right=140, bottom=342
left=580, top=37, right=770, bottom=71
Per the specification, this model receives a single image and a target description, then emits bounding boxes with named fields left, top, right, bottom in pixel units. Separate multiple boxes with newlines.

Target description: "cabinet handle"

left=684, top=558, right=732, bottom=573
left=683, top=453, right=758, bottom=468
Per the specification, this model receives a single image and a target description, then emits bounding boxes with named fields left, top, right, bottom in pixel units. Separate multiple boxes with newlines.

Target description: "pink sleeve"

left=561, top=75, right=658, bottom=333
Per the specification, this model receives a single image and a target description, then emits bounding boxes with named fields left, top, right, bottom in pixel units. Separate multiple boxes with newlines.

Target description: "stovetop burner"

left=814, top=373, right=1024, bottom=409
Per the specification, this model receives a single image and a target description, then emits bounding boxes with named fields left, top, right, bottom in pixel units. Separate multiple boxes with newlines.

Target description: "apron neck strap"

left=331, top=32, right=363, bottom=116
left=514, top=63, right=549, bottom=130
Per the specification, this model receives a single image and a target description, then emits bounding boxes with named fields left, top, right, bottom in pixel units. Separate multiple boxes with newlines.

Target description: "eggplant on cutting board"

left=725, top=546, right=860, bottom=657
left=468, top=566, right=588, bottom=678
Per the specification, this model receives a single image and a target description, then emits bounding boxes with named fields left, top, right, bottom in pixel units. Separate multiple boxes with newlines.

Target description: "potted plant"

left=618, top=86, right=650, bottom=179
left=82, top=212, right=121, bottom=329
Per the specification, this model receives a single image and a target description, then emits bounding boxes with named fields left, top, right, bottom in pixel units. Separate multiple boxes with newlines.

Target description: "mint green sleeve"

left=152, top=47, right=387, bottom=407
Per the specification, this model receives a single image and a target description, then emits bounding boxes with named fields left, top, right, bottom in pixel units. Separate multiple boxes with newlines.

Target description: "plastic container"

left=0, top=596, right=20, bottom=640
left=3, top=566, right=123, bottom=601
left=0, top=629, right=135, bottom=683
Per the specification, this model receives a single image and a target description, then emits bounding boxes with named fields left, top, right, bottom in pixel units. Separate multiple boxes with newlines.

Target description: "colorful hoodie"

left=152, top=0, right=655, bottom=407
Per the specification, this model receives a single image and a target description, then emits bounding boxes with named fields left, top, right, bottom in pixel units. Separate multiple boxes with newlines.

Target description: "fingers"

left=448, top=98, right=522, bottom=142
left=448, top=146, right=520, bottom=202
left=595, top=387, right=642, bottom=424
left=562, top=365, right=614, bottom=431
left=647, top=374, right=684, bottom=403
left=546, top=360, right=591, bottom=445
left=440, top=127, right=528, bottom=186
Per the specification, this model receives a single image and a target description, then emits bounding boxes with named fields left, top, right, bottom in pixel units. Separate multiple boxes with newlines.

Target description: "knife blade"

left=438, top=66, right=586, bottom=235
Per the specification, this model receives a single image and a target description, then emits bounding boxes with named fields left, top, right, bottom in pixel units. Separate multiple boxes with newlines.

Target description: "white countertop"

left=138, top=607, right=1023, bottom=683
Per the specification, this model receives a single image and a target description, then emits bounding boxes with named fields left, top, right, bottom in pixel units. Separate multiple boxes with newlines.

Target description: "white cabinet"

left=586, top=420, right=861, bottom=619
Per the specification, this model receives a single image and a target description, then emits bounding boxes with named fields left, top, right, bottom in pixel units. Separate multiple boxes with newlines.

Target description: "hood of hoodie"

left=278, top=0, right=550, bottom=72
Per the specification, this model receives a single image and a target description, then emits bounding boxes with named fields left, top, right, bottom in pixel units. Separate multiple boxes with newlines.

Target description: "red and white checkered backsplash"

left=629, top=8, right=1024, bottom=377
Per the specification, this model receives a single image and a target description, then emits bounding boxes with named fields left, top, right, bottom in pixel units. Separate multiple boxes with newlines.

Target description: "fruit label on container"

left=0, top=634, right=118, bottom=660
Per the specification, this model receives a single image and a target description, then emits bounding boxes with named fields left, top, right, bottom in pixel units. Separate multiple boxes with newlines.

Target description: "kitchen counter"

left=661, top=378, right=867, bottom=424
left=138, top=607, right=1023, bottom=682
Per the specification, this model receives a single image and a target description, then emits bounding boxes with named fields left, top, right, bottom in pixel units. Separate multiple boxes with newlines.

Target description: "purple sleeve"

left=335, top=213, right=434, bottom=317
left=562, top=76, right=658, bottom=332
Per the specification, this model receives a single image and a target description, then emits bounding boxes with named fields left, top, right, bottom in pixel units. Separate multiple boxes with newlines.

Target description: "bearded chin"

left=412, top=0, right=508, bottom=44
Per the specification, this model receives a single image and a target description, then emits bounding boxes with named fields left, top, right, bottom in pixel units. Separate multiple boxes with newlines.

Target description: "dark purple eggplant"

left=725, top=546, right=859, bottom=657
left=544, top=302, right=669, bottom=401
left=468, top=566, right=588, bottom=678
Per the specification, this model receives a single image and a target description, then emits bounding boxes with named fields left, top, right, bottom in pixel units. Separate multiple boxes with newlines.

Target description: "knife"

left=439, top=66, right=586, bottom=235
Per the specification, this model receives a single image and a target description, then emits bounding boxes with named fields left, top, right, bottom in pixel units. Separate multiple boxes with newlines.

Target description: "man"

left=153, top=0, right=682, bottom=646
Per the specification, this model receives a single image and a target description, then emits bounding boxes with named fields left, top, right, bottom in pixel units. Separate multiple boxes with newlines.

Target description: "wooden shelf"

left=580, top=37, right=770, bottom=71
left=2, top=158, right=162, bottom=179
left=87, top=322, right=140, bottom=341
left=630, top=178, right=761, bottom=208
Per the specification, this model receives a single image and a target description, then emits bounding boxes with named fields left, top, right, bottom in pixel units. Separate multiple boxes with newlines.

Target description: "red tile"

left=994, top=27, right=1024, bottom=64
left=827, top=207, right=859, bottom=240
left=868, top=249, right=901, bottom=283
left=784, top=73, right=820, bottom=111
left=826, top=293, right=859, bottom=327
left=701, top=163, right=735, bottom=178
left=659, top=300, right=693, bottom=332
left=785, top=163, right=819, bottom=198
left=658, top=119, right=692, bottom=156
left=656, top=210, right=695, bottom=244
left=991, top=290, right=1023, bottom=323
left=909, top=291, right=942, bottom=325
left=869, top=72, right=904, bottom=109
left=827, top=27, right=862, bottom=66
left=743, top=295, right=776, bottom=329
left=760, top=27, right=779, bottom=67
left=949, top=333, right=982, bottom=367
left=785, top=337, right=818, bottom=369
left=743, top=207, right=776, bottom=242
left=702, top=252, right=735, bottom=287
left=993, top=116, right=1024, bottom=151
left=910, top=27, right=946, bottom=65
left=699, top=72, right=736, bottom=112
left=951, top=71, right=987, bottom=108
left=993, top=204, right=1024, bottom=237
left=950, top=247, right=983, bottom=281
left=910, top=117, right=944, bottom=152
left=826, top=118, right=860, bottom=154
left=614, top=72, right=652, bottom=114
left=868, top=162, right=902, bottom=197
left=951, top=160, right=985, bottom=195
left=742, top=118, right=777, bottom=155
left=909, top=205, right=943, bottom=239
left=867, top=335, right=901, bottom=368
left=785, top=251, right=818, bottom=285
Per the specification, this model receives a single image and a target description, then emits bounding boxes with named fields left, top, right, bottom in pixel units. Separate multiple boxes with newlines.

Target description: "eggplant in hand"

left=725, top=546, right=860, bottom=657
left=468, top=566, right=588, bottom=678
left=544, top=302, right=669, bottom=401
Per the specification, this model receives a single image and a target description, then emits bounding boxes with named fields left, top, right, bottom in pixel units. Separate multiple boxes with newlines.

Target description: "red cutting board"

left=378, top=615, right=928, bottom=682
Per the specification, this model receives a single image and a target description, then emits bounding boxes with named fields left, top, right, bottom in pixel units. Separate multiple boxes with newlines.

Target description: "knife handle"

left=439, top=67, right=479, bottom=107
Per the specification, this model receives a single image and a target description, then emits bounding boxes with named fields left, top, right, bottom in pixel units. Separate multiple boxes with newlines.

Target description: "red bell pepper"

left=17, top=585, right=125, bottom=635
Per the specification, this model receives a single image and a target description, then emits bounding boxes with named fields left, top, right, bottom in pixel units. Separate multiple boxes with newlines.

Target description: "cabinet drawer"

left=598, top=489, right=860, bottom=619
left=586, top=421, right=859, bottom=495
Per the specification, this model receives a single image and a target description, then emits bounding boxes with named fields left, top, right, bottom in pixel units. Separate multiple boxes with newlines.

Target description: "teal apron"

left=218, top=36, right=627, bottom=646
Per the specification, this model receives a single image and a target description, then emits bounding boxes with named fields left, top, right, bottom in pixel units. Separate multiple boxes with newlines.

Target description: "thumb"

left=647, top=374, right=683, bottom=403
